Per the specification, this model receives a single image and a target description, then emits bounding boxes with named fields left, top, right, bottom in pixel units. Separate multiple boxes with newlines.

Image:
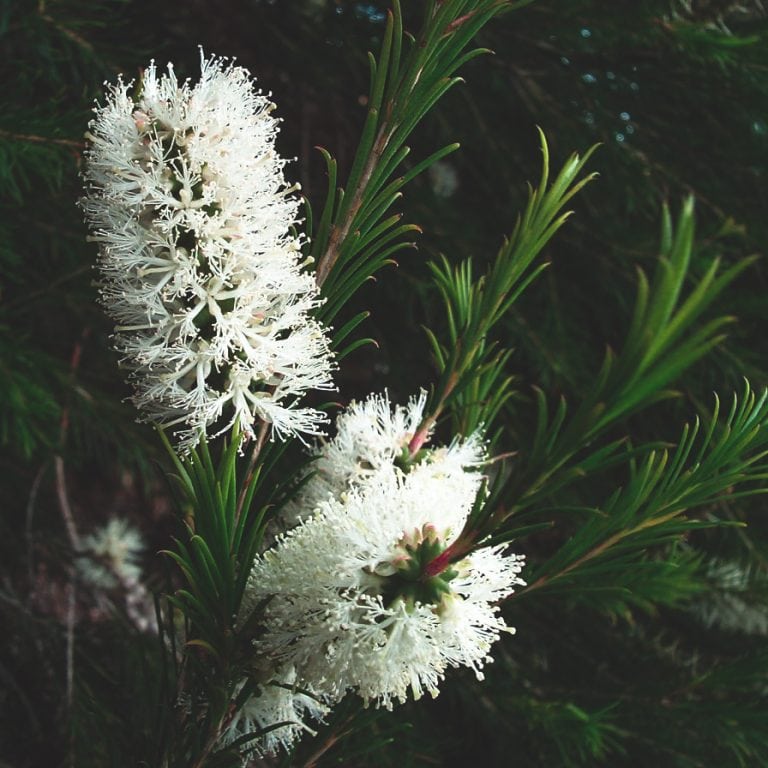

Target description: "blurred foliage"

left=2, top=0, right=768, bottom=766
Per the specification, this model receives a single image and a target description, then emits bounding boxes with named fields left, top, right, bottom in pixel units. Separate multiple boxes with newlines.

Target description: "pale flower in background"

left=82, top=53, right=334, bottom=450
left=77, top=517, right=156, bottom=632
left=428, top=159, right=460, bottom=198
left=691, top=558, right=768, bottom=636
left=77, top=517, right=144, bottom=589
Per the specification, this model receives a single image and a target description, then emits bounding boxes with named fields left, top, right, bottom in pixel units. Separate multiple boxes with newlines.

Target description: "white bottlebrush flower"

left=221, top=667, right=328, bottom=756
left=282, top=390, right=485, bottom=524
left=77, top=517, right=144, bottom=589
left=82, top=52, right=334, bottom=449
left=244, top=408, right=525, bottom=709
left=77, top=518, right=156, bottom=632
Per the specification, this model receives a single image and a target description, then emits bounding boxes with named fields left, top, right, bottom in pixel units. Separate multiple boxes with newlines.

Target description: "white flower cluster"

left=82, top=54, right=334, bottom=449
left=222, top=667, right=328, bottom=755
left=242, top=393, right=525, bottom=719
left=76, top=518, right=156, bottom=632
left=279, top=390, right=484, bottom=529
left=77, top=517, right=144, bottom=589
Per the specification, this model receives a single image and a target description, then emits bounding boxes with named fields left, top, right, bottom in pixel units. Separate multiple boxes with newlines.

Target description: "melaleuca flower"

left=243, top=395, right=525, bottom=709
left=77, top=517, right=144, bottom=589
left=281, top=390, right=484, bottom=525
left=76, top=518, right=156, bottom=632
left=82, top=53, right=334, bottom=449
left=221, top=667, right=328, bottom=755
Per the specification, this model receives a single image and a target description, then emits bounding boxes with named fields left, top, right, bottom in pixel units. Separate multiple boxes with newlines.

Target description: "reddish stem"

left=407, top=423, right=432, bottom=456
left=423, top=533, right=476, bottom=578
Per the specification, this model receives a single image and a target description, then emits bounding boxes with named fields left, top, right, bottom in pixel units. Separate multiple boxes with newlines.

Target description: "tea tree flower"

left=82, top=53, right=334, bottom=449
left=282, top=390, right=485, bottom=523
left=76, top=518, right=156, bottom=632
left=246, top=470, right=525, bottom=709
left=77, top=517, right=144, bottom=589
left=221, top=667, right=328, bottom=755
left=244, top=395, right=525, bottom=709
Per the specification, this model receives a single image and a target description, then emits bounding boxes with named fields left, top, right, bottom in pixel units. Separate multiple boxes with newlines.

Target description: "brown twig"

left=235, top=418, right=271, bottom=521
left=314, top=126, right=392, bottom=287
left=188, top=697, right=244, bottom=768
left=53, top=330, right=89, bottom=728
left=55, top=329, right=89, bottom=551
left=510, top=508, right=683, bottom=600
left=407, top=371, right=459, bottom=457
left=65, top=580, right=77, bottom=714
left=25, top=463, right=47, bottom=599
left=0, top=128, right=84, bottom=150
left=301, top=717, right=354, bottom=768
left=55, top=457, right=80, bottom=550
left=38, top=4, right=95, bottom=54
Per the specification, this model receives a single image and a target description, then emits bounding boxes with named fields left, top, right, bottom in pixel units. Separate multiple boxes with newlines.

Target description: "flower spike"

left=82, top=53, right=335, bottom=450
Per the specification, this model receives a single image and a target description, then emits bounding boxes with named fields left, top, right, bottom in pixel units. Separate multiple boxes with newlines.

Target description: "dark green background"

left=2, top=1, right=768, bottom=766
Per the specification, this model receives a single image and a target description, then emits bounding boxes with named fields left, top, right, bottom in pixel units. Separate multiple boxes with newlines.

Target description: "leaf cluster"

left=161, top=427, right=267, bottom=665
left=310, top=0, right=515, bottom=356
left=522, top=383, right=768, bottom=612
left=424, top=130, right=596, bottom=442
left=493, top=199, right=754, bottom=524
